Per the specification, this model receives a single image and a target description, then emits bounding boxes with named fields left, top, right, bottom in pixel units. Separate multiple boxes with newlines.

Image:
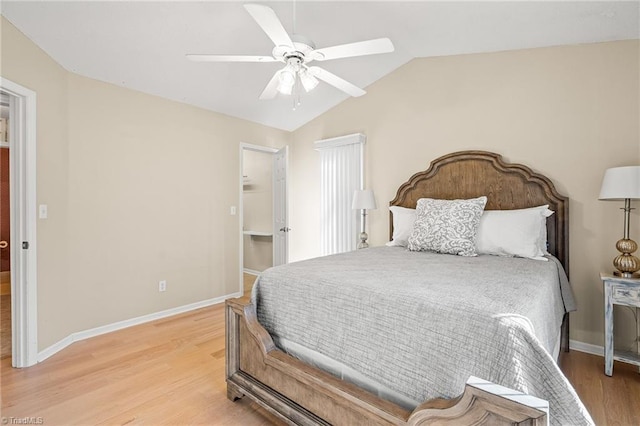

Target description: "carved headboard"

left=389, top=151, right=569, bottom=273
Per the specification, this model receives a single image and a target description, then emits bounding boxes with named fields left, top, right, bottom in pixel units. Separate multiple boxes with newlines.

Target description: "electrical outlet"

left=159, top=280, right=167, bottom=292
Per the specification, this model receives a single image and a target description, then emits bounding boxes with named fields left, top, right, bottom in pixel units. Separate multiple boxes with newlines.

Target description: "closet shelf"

left=243, top=231, right=273, bottom=237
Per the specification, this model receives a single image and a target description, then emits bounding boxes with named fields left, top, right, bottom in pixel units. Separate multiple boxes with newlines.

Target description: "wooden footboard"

left=225, top=297, right=549, bottom=426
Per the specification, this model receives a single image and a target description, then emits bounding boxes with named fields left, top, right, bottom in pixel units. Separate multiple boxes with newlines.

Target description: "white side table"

left=601, top=273, right=640, bottom=376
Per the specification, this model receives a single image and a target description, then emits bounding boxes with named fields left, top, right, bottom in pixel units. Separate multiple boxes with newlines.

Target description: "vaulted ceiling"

left=2, top=1, right=638, bottom=131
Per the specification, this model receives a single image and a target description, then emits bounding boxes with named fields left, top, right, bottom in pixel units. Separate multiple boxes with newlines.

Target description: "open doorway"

left=1, top=93, right=11, bottom=361
left=239, top=143, right=288, bottom=295
left=0, top=78, right=38, bottom=368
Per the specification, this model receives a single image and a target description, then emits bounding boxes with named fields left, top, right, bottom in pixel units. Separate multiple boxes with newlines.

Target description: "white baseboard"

left=37, top=335, right=74, bottom=363
left=242, top=268, right=261, bottom=276
left=569, top=339, right=604, bottom=357
left=37, top=292, right=242, bottom=363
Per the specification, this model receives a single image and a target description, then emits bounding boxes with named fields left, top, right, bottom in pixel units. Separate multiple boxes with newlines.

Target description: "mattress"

left=251, top=246, right=593, bottom=425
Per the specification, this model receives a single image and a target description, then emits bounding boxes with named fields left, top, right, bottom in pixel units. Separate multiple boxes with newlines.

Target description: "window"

left=314, top=133, right=365, bottom=255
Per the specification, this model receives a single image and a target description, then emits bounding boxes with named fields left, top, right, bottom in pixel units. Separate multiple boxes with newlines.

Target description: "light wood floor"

left=1, top=301, right=639, bottom=425
left=1, top=302, right=283, bottom=425
left=243, top=272, right=258, bottom=293
left=560, top=350, right=640, bottom=425
left=0, top=294, right=10, bottom=359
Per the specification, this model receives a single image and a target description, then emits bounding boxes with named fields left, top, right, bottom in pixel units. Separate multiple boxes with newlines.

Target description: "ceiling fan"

left=187, top=3, right=394, bottom=101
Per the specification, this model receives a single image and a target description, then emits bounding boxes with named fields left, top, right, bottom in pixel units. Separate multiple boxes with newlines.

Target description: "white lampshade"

left=352, top=189, right=377, bottom=210
left=277, top=68, right=295, bottom=95
left=300, top=69, right=319, bottom=92
left=599, top=166, right=640, bottom=200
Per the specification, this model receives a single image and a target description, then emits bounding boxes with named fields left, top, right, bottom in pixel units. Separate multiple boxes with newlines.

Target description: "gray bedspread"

left=252, top=246, right=594, bottom=425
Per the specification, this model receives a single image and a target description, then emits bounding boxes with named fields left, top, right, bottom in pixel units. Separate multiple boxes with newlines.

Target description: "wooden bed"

left=226, top=150, right=570, bottom=425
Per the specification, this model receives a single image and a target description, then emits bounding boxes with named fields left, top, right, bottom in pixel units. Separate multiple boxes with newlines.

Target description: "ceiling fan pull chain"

left=292, top=74, right=300, bottom=111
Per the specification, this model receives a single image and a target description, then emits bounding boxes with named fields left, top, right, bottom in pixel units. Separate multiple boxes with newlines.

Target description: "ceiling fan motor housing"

left=273, top=34, right=321, bottom=64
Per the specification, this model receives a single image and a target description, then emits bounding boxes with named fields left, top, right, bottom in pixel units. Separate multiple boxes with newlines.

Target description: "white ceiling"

left=2, top=1, right=638, bottom=131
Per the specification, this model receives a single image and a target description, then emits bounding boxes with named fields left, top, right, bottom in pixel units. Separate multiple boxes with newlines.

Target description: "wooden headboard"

left=389, top=151, right=569, bottom=273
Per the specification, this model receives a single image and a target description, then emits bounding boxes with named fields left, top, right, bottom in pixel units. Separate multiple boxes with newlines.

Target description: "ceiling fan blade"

left=312, top=38, right=394, bottom=61
left=244, top=4, right=294, bottom=49
left=308, top=66, right=366, bottom=97
left=259, top=70, right=282, bottom=100
left=186, top=54, right=277, bottom=63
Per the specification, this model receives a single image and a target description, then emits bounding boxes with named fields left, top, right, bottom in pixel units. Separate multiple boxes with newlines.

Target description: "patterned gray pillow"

left=407, top=196, right=488, bottom=256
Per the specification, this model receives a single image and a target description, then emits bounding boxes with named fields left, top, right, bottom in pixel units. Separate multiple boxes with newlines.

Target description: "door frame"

left=238, top=143, right=283, bottom=295
left=272, top=146, right=289, bottom=267
left=1, top=78, right=38, bottom=368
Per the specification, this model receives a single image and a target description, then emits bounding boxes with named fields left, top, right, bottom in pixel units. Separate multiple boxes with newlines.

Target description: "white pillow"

left=386, top=206, right=416, bottom=247
left=475, top=205, right=554, bottom=261
left=407, top=196, right=488, bottom=256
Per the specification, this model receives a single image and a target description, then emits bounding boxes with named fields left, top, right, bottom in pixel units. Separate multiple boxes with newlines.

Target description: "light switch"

left=39, top=204, right=48, bottom=219
left=230, top=206, right=237, bottom=215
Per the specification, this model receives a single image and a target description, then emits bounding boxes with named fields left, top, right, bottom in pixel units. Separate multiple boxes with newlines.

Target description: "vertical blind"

left=314, top=134, right=365, bottom=255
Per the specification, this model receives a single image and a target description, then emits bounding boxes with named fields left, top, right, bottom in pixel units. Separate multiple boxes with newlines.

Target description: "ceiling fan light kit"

left=300, top=69, right=319, bottom=92
left=278, top=69, right=296, bottom=95
left=187, top=3, right=395, bottom=106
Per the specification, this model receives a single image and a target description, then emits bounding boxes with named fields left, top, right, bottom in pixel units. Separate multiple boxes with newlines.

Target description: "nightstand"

left=601, top=273, right=640, bottom=376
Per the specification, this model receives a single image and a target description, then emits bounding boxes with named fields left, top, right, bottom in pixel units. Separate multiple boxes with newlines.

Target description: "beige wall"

left=243, top=149, right=273, bottom=272
left=290, top=40, right=640, bottom=349
left=1, top=18, right=72, bottom=351
left=1, top=17, right=289, bottom=349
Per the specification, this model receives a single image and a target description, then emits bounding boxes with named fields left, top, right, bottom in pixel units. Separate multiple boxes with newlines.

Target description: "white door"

left=272, top=146, right=288, bottom=266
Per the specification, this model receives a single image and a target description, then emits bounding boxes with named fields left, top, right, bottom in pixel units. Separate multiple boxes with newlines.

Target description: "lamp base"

left=357, top=231, right=369, bottom=249
left=612, top=238, right=640, bottom=278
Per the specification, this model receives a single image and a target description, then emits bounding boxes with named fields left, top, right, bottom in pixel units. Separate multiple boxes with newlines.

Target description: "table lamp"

left=599, top=165, right=640, bottom=277
left=352, top=189, right=377, bottom=249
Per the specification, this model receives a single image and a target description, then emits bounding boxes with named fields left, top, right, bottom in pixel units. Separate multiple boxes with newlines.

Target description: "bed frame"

left=226, top=150, right=569, bottom=425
